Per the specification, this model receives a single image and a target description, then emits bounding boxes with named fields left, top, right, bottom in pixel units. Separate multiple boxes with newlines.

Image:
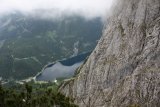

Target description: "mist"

left=0, top=0, right=114, bottom=20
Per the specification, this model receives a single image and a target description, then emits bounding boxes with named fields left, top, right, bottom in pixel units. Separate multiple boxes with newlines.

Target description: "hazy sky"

left=0, top=0, right=113, bottom=19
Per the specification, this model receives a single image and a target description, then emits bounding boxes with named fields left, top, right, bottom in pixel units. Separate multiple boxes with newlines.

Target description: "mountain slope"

left=59, top=0, right=160, bottom=106
left=0, top=14, right=102, bottom=80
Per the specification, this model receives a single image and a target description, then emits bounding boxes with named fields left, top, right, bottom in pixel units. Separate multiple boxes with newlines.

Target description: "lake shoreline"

left=1, top=52, right=91, bottom=85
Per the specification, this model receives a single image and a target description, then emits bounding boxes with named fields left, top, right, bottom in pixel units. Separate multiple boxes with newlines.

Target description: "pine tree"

left=0, top=83, right=5, bottom=107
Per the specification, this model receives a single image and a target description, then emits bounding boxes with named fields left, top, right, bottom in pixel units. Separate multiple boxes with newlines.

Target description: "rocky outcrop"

left=59, top=0, right=160, bottom=106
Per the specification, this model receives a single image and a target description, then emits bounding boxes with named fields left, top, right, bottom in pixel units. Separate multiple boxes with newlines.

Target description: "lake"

left=36, top=52, right=90, bottom=81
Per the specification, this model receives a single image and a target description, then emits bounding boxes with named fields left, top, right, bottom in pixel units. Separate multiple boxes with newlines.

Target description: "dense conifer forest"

left=0, top=82, right=78, bottom=107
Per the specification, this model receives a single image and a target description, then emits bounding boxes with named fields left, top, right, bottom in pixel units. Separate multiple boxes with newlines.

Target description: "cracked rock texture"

left=59, top=0, right=160, bottom=106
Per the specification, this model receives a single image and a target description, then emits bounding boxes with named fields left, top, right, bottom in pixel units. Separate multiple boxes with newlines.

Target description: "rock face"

left=59, top=0, right=160, bottom=106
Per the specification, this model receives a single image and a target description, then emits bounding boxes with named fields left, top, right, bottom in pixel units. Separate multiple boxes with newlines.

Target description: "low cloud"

left=0, top=0, right=113, bottom=19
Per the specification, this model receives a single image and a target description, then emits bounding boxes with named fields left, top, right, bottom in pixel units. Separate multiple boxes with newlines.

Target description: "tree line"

left=0, top=83, right=78, bottom=107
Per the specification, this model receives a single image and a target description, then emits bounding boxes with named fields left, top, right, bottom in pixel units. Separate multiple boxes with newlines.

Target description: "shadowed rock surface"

left=59, top=0, right=160, bottom=107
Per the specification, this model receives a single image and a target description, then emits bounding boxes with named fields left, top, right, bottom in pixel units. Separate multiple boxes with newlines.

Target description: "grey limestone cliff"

left=59, top=0, right=160, bottom=106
